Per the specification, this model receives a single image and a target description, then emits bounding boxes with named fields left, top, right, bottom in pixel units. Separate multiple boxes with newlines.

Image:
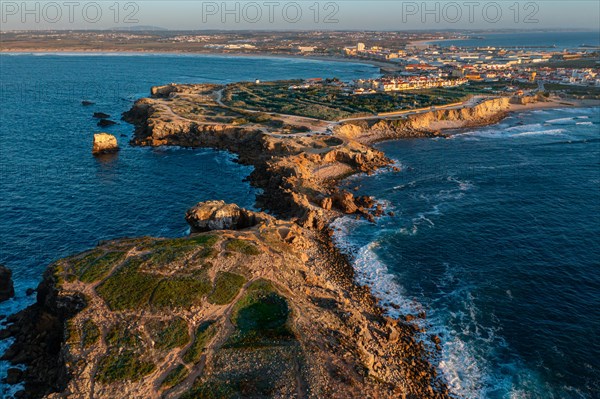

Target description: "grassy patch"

left=96, top=256, right=161, bottom=311
left=227, top=279, right=292, bottom=347
left=143, top=235, right=219, bottom=268
left=180, top=379, right=238, bottom=399
left=81, top=319, right=101, bottom=348
left=79, top=251, right=125, bottom=283
left=182, top=321, right=217, bottom=364
left=225, top=239, right=261, bottom=256
left=208, top=272, right=246, bottom=305
left=96, top=350, right=156, bottom=383
left=161, top=364, right=189, bottom=389
left=66, top=319, right=101, bottom=349
left=147, top=317, right=190, bottom=351
left=150, top=270, right=212, bottom=309
left=96, top=322, right=155, bottom=383
left=106, top=323, right=143, bottom=350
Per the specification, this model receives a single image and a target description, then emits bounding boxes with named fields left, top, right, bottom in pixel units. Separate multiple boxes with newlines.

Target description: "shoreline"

left=0, top=48, right=389, bottom=72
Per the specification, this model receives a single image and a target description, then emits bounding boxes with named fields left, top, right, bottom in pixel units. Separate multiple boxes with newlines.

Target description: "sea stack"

left=92, top=133, right=119, bottom=155
left=0, top=265, right=15, bottom=302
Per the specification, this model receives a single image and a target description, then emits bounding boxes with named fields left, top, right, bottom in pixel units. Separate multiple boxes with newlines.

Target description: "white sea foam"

left=545, top=117, right=575, bottom=124
left=331, top=174, right=549, bottom=398
left=576, top=122, right=593, bottom=126
left=331, top=218, right=421, bottom=317
left=512, top=128, right=566, bottom=137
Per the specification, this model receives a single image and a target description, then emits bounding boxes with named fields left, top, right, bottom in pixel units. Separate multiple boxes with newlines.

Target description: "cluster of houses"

left=352, top=76, right=467, bottom=94
left=343, top=41, right=600, bottom=87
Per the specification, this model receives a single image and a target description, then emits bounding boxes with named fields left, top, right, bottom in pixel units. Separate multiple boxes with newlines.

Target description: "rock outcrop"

left=0, top=265, right=14, bottom=302
left=0, top=206, right=448, bottom=399
left=92, top=133, right=119, bottom=155
left=185, top=200, right=272, bottom=232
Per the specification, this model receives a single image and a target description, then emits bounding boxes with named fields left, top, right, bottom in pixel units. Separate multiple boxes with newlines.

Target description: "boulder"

left=333, top=190, right=358, bottom=214
left=0, top=265, right=14, bottom=302
left=81, top=100, right=95, bottom=106
left=185, top=200, right=270, bottom=232
left=319, top=197, right=332, bottom=211
left=92, top=133, right=119, bottom=155
left=5, top=368, right=24, bottom=384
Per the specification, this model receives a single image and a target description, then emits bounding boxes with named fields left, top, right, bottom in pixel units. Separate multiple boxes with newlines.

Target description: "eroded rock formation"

left=185, top=200, right=272, bottom=232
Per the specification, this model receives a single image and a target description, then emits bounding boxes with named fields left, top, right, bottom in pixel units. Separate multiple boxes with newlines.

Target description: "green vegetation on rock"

left=226, top=239, right=261, bottom=256
left=66, top=319, right=101, bottom=349
left=150, top=269, right=212, bottom=309
left=147, top=317, right=190, bottom=351
left=96, top=350, right=156, bottom=383
left=180, top=379, right=238, bottom=399
left=160, top=364, right=189, bottom=389
left=97, top=322, right=155, bottom=383
left=227, top=279, right=292, bottom=347
left=96, top=256, right=160, bottom=311
left=79, top=251, right=125, bottom=283
left=208, top=272, right=246, bottom=305
left=143, top=235, right=218, bottom=267
left=183, top=321, right=217, bottom=364
left=106, top=323, right=143, bottom=350
left=81, top=319, right=101, bottom=348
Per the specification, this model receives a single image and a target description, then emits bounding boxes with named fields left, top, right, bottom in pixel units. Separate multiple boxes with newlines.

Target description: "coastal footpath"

left=1, top=82, right=568, bottom=398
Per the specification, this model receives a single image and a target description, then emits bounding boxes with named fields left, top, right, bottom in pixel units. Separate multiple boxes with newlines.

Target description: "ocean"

left=334, top=107, right=600, bottom=398
left=434, top=31, right=600, bottom=50
left=0, top=53, right=378, bottom=395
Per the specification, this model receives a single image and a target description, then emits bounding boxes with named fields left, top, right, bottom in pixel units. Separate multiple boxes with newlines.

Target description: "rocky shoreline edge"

left=0, top=85, right=564, bottom=398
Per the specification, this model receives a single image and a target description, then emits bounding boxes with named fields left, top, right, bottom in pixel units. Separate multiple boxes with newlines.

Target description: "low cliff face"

left=336, top=97, right=511, bottom=143
left=2, top=206, right=448, bottom=399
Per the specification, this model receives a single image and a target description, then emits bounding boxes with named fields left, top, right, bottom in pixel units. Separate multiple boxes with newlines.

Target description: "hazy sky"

left=1, top=1, right=599, bottom=31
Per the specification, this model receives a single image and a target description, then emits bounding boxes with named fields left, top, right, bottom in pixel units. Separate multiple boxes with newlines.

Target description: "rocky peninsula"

left=1, top=80, right=561, bottom=398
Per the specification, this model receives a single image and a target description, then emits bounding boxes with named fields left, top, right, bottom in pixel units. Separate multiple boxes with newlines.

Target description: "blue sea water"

left=435, top=31, right=600, bottom=50
left=334, top=107, right=600, bottom=398
left=0, top=53, right=378, bottom=395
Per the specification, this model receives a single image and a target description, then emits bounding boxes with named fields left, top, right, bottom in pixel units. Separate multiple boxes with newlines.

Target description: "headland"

left=1, top=78, right=597, bottom=399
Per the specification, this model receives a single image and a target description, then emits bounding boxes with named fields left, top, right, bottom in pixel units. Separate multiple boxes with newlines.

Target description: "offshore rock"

left=97, top=119, right=117, bottom=127
left=185, top=200, right=271, bottom=232
left=92, top=112, right=111, bottom=119
left=92, top=133, right=119, bottom=155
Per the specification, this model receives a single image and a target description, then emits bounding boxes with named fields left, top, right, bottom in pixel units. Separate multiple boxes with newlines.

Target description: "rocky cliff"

left=335, top=97, right=512, bottom=143
left=1, top=203, right=448, bottom=399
